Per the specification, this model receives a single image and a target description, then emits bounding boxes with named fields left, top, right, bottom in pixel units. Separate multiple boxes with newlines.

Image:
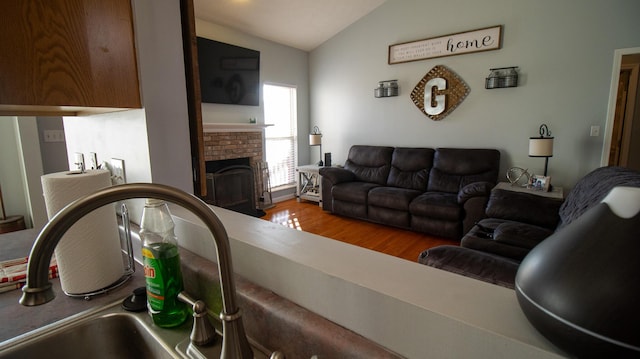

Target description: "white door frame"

left=601, top=46, right=640, bottom=166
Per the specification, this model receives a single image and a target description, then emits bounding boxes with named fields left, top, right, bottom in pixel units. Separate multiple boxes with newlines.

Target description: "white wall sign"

left=389, top=25, right=502, bottom=64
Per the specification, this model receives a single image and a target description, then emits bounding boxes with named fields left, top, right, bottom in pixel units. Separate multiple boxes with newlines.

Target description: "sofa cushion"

left=369, top=206, right=411, bottom=228
left=428, top=148, right=501, bottom=193
left=409, top=192, right=462, bottom=221
left=387, top=147, right=434, bottom=190
left=485, top=189, right=561, bottom=229
left=344, top=145, right=394, bottom=185
left=332, top=182, right=380, bottom=204
left=461, top=218, right=553, bottom=261
left=493, top=222, right=553, bottom=248
left=418, top=245, right=519, bottom=289
left=369, top=186, right=422, bottom=211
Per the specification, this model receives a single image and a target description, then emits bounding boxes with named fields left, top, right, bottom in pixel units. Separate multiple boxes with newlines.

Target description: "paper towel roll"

left=41, top=170, right=124, bottom=295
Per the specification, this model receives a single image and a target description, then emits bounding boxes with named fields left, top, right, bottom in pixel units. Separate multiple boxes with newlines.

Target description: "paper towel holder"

left=64, top=203, right=135, bottom=300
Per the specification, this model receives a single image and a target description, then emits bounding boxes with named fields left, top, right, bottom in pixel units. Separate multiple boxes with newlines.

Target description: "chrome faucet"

left=20, top=183, right=253, bottom=359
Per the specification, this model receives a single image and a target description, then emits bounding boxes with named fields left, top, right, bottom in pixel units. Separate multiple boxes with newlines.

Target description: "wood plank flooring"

left=262, top=199, right=459, bottom=262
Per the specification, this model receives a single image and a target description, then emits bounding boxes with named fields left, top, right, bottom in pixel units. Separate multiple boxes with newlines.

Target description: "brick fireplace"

left=203, top=131, right=263, bottom=164
left=202, top=124, right=268, bottom=216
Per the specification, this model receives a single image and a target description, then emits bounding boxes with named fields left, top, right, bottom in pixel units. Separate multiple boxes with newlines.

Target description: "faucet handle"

left=178, top=291, right=217, bottom=346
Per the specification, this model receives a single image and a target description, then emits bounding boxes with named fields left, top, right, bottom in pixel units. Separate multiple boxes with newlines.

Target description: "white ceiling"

left=193, top=0, right=387, bottom=51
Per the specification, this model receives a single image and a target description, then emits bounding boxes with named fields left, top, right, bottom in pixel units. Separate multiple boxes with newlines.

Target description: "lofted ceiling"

left=193, top=0, right=387, bottom=51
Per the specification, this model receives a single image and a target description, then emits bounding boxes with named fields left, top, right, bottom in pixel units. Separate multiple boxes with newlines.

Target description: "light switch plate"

left=110, top=158, right=126, bottom=185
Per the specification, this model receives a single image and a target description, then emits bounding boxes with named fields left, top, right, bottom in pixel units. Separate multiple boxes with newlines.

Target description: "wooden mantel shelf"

left=203, top=123, right=273, bottom=132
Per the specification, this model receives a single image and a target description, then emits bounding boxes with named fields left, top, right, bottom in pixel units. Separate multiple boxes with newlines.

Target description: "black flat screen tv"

left=197, top=37, right=260, bottom=106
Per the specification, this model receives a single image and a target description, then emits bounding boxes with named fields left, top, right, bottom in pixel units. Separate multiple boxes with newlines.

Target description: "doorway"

left=602, top=47, right=640, bottom=170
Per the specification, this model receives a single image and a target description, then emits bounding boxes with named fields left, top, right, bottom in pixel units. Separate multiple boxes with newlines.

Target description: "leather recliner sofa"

left=319, top=145, right=501, bottom=239
left=419, top=166, right=640, bottom=288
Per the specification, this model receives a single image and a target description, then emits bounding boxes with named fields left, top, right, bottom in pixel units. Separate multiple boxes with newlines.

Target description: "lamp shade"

left=528, top=137, right=554, bottom=157
left=515, top=186, right=640, bottom=358
left=309, top=133, right=322, bottom=146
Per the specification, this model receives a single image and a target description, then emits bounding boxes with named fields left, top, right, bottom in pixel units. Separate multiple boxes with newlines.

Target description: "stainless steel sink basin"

left=0, top=300, right=189, bottom=359
left=0, top=298, right=278, bottom=359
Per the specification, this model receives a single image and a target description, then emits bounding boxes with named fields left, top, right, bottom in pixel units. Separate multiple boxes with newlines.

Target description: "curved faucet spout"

left=20, top=183, right=253, bottom=359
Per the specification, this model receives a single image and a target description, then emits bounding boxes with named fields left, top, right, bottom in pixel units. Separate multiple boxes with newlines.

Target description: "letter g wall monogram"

left=410, top=65, right=470, bottom=121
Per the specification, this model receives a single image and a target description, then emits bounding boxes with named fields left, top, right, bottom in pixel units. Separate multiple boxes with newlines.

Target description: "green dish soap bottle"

left=140, top=198, right=188, bottom=327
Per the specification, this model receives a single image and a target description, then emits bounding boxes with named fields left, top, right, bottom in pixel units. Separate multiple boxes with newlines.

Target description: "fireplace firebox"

left=205, top=158, right=264, bottom=217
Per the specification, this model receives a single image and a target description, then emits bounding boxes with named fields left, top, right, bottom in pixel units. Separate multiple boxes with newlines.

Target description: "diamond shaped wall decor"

left=410, top=65, right=470, bottom=121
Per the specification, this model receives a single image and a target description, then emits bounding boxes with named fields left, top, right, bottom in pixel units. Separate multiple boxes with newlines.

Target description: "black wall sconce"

left=485, top=67, right=518, bottom=89
left=374, top=80, right=399, bottom=98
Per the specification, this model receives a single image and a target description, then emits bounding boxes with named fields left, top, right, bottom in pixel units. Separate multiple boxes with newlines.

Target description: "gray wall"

left=309, top=0, right=640, bottom=189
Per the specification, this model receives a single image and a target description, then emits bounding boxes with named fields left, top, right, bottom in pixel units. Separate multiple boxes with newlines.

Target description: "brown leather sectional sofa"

left=319, top=145, right=501, bottom=239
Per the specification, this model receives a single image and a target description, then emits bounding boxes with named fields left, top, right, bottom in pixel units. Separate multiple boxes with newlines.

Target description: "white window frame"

left=263, top=83, right=298, bottom=189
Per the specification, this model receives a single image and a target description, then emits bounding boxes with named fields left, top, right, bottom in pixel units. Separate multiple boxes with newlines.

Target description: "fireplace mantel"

left=203, top=123, right=272, bottom=132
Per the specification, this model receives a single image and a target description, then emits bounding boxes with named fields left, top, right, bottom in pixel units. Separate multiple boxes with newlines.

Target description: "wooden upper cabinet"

left=0, top=0, right=141, bottom=115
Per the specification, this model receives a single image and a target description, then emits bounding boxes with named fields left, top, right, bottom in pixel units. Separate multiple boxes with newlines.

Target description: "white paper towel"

left=41, top=170, right=124, bottom=295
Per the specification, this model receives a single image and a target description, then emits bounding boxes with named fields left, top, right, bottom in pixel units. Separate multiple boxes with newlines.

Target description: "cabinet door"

left=0, top=0, right=141, bottom=112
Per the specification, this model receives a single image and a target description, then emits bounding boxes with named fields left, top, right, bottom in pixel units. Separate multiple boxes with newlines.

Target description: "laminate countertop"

left=0, top=229, right=146, bottom=343
left=0, top=228, right=399, bottom=358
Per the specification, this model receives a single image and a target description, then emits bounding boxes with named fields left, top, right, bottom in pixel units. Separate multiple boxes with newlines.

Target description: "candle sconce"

left=374, top=80, right=399, bottom=98
left=485, top=67, right=518, bottom=89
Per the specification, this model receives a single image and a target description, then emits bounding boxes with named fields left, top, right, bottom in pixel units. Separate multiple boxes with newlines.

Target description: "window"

left=264, top=84, right=297, bottom=189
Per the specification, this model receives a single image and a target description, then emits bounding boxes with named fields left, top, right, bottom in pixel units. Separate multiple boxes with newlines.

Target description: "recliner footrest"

left=418, top=245, right=519, bottom=289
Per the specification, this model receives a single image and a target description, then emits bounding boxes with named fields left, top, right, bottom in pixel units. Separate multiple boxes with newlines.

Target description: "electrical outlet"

left=110, top=158, right=126, bottom=185
left=590, top=126, right=600, bottom=137
left=43, top=130, right=65, bottom=143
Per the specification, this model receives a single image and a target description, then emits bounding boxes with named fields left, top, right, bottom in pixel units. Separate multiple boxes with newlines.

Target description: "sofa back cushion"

left=344, top=145, right=394, bottom=185
left=558, top=166, right=640, bottom=228
left=387, top=147, right=435, bottom=190
left=428, top=148, right=501, bottom=193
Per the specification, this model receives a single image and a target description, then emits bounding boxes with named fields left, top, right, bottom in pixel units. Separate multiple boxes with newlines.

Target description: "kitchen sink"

left=0, top=300, right=188, bottom=359
left=0, top=297, right=279, bottom=359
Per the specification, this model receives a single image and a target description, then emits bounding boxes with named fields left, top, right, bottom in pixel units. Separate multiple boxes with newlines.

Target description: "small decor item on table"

left=506, top=167, right=530, bottom=186
left=529, top=175, right=551, bottom=192
left=324, top=153, right=332, bottom=167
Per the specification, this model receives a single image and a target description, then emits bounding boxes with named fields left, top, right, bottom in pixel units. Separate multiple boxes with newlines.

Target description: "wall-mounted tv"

left=197, top=37, right=260, bottom=106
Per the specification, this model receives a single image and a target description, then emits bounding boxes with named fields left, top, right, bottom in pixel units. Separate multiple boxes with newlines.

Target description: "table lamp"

left=309, top=126, right=323, bottom=166
left=529, top=124, right=554, bottom=176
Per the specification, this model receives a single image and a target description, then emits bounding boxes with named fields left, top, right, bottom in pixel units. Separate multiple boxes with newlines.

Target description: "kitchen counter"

left=0, top=227, right=401, bottom=358
left=0, top=229, right=146, bottom=343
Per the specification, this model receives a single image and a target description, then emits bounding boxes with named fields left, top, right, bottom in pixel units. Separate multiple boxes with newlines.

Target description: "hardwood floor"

left=262, top=199, right=459, bottom=262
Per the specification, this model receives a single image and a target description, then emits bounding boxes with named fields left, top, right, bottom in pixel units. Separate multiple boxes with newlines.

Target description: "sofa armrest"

left=457, top=181, right=494, bottom=204
left=486, top=189, right=562, bottom=229
left=319, top=167, right=356, bottom=212
left=319, top=167, right=356, bottom=184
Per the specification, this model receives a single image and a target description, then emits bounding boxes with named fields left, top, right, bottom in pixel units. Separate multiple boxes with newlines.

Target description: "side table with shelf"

left=494, top=182, right=564, bottom=200
left=296, top=165, right=323, bottom=206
